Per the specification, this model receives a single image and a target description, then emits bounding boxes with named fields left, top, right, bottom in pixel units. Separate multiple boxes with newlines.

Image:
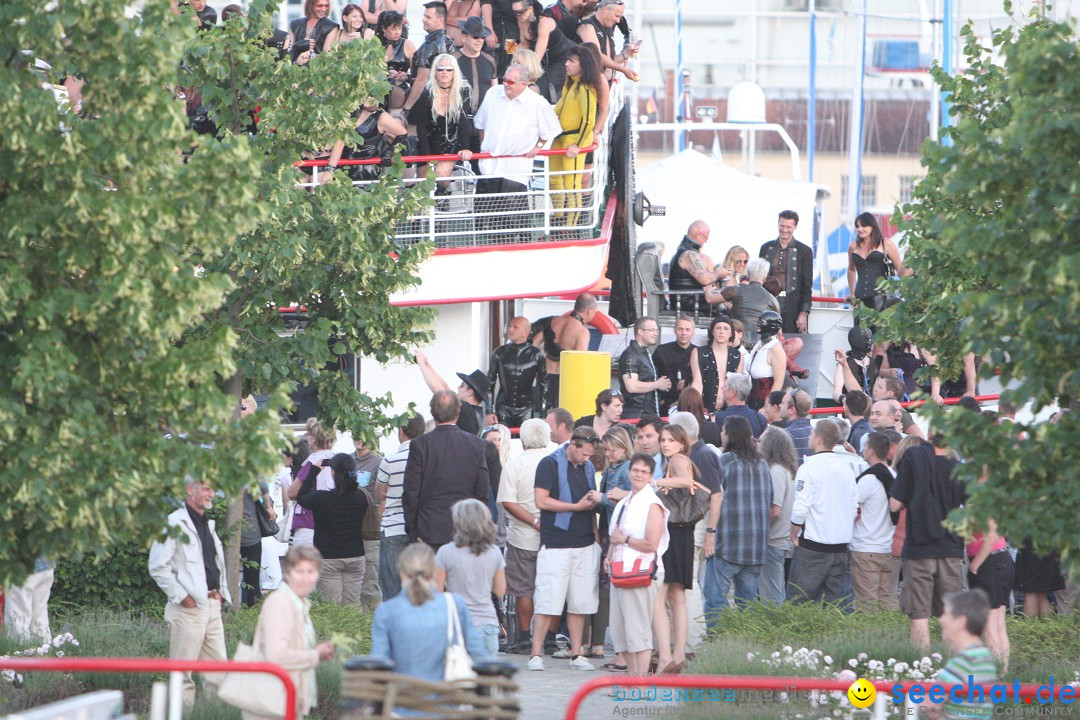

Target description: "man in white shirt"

left=376, top=413, right=427, bottom=600
left=472, top=63, right=562, bottom=236
left=496, top=418, right=552, bottom=653
left=850, top=432, right=900, bottom=612
left=787, top=420, right=859, bottom=604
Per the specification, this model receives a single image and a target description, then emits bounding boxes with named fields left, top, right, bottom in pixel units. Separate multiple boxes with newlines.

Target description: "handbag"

left=256, top=499, right=280, bottom=538
left=443, top=593, right=477, bottom=687
left=275, top=501, right=293, bottom=543
left=217, top=642, right=287, bottom=719
left=661, top=480, right=711, bottom=528
left=608, top=504, right=657, bottom=589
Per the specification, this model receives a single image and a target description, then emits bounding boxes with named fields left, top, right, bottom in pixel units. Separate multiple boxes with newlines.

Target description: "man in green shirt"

left=933, top=589, right=998, bottom=719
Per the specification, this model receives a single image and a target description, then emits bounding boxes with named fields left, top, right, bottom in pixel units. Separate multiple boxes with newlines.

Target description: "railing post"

left=167, top=671, right=183, bottom=720
left=542, top=155, right=552, bottom=238
left=150, top=680, right=168, bottom=720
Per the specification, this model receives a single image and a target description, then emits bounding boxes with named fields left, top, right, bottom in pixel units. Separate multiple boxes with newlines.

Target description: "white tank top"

left=749, top=337, right=780, bottom=380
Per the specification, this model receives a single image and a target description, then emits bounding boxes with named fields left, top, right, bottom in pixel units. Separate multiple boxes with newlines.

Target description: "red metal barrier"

left=0, top=657, right=297, bottom=720
left=295, top=143, right=599, bottom=168
left=809, top=393, right=1000, bottom=416
left=564, top=674, right=1046, bottom=720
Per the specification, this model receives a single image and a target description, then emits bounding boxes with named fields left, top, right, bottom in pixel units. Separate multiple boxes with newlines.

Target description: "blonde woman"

left=244, top=545, right=335, bottom=720
left=512, top=48, right=543, bottom=93
left=288, top=419, right=336, bottom=546
left=371, top=543, right=490, bottom=680
left=721, top=245, right=750, bottom=287
left=407, top=53, right=475, bottom=189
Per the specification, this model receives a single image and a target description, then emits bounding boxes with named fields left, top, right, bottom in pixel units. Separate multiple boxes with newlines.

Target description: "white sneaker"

left=526, top=655, right=545, bottom=671
left=569, top=655, right=596, bottom=671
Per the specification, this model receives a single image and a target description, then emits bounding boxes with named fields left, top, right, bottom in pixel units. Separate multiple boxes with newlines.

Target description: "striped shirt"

left=785, top=418, right=813, bottom=463
left=377, top=440, right=412, bottom=537
left=937, top=644, right=997, bottom=720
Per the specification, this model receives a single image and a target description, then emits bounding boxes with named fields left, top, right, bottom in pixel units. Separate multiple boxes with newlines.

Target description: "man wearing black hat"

left=453, top=17, right=497, bottom=114
left=403, top=1, right=456, bottom=117
left=415, top=350, right=492, bottom=435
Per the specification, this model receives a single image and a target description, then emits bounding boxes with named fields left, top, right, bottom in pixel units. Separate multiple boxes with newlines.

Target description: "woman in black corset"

left=846, top=212, right=911, bottom=310
left=689, top=315, right=744, bottom=414
left=324, top=99, right=408, bottom=183
left=511, top=0, right=574, bottom=103
left=376, top=11, right=415, bottom=119
left=288, top=0, right=340, bottom=54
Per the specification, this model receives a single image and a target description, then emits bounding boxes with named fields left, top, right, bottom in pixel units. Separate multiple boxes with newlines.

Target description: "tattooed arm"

left=678, top=250, right=728, bottom=286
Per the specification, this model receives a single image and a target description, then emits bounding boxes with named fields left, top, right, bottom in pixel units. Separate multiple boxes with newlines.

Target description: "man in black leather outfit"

left=488, top=316, right=548, bottom=427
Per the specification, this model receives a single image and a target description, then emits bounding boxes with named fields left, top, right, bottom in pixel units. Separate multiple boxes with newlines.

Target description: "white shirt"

left=851, top=467, right=896, bottom=553
left=496, top=447, right=549, bottom=551
left=790, top=451, right=859, bottom=546
left=473, top=86, right=562, bottom=181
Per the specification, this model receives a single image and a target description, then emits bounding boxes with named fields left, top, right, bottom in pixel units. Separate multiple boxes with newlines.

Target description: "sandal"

left=586, top=645, right=606, bottom=658
left=602, top=662, right=628, bottom=671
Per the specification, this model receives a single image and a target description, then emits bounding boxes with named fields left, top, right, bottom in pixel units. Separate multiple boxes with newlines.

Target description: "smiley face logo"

left=847, top=678, right=876, bottom=708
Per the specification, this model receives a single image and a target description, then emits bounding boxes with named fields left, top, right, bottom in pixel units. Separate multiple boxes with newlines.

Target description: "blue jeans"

left=703, top=555, right=762, bottom=631
left=758, top=546, right=787, bottom=604
left=479, top=623, right=500, bottom=657
left=379, top=532, right=412, bottom=600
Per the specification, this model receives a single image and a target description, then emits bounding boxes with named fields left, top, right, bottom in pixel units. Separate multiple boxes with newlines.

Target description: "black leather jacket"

left=487, top=342, right=548, bottom=424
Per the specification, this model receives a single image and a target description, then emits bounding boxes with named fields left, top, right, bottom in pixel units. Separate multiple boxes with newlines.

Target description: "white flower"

left=887, top=658, right=896, bottom=665
left=894, top=662, right=906, bottom=673
left=848, top=659, right=859, bottom=668
left=747, top=652, right=755, bottom=661
left=56, top=651, right=65, bottom=658
left=772, top=651, right=781, bottom=660
left=838, top=669, right=857, bottom=683
left=931, top=652, right=942, bottom=661
left=783, top=645, right=793, bottom=653
left=857, top=653, right=868, bottom=661
left=823, top=655, right=833, bottom=665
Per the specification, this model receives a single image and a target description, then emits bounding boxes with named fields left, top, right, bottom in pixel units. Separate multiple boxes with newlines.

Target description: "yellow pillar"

left=558, top=351, right=612, bottom=420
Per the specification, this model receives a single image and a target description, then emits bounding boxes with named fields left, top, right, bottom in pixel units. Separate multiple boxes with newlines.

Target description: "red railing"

left=564, top=674, right=1047, bottom=720
left=294, top=144, right=598, bottom=169
left=0, top=657, right=298, bottom=720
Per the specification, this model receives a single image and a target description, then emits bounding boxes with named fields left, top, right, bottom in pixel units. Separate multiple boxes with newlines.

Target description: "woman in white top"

left=747, top=310, right=787, bottom=410
left=604, top=453, right=670, bottom=675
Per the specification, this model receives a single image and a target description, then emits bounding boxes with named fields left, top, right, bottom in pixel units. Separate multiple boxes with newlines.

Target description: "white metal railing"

left=297, top=81, right=625, bottom=249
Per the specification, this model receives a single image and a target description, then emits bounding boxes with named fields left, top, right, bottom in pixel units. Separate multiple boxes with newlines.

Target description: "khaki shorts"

left=534, top=544, right=601, bottom=615
left=505, top=543, right=539, bottom=598
left=900, top=556, right=964, bottom=620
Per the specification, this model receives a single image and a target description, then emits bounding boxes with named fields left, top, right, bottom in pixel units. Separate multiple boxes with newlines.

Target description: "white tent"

left=636, top=149, right=826, bottom=282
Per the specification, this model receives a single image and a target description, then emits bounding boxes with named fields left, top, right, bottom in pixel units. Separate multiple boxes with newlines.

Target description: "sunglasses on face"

left=435, top=67, right=455, bottom=72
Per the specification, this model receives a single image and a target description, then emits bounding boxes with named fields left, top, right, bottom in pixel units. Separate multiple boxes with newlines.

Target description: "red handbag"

left=608, top=502, right=657, bottom=589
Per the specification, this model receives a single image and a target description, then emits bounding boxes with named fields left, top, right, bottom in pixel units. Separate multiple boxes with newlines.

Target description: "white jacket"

left=148, top=506, right=232, bottom=608
left=790, top=452, right=859, bottom=547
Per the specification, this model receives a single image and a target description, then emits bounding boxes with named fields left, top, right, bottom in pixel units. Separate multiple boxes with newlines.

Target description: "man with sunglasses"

left=403, top=1, right=455, bottom=115
left=472, top=62, right=561, bottom=236
left=453, top=17, right=498, bottom=114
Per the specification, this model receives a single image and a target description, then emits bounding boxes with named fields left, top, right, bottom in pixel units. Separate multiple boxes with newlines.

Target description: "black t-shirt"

left=457, top=402, right=482, bottom=436
left=534, top=454, right=596, bottom=549
left=481, top=0, right=519, bottom=39
left=890, top=444, right=966, bottom=559
left=652, top=341, right=693, bottom=414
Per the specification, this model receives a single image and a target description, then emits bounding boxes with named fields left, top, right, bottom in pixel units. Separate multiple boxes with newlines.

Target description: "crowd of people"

left=171, top=0, right=640, bottom=229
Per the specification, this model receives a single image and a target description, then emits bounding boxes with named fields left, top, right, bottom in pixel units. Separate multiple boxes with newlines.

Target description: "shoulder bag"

left=218, top=642, right=287, bottom=719
left=255, top=499, right=280, bottom=538
left=443, top=593, right=478, bottom=687
left=608, top=502, right=656, bottom=589
left=661, top=480, right=711, bottom=528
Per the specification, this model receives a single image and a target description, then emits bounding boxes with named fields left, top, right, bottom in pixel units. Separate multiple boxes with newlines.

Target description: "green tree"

left=0, top=0, right=433, bottom=586
left=874, top=9, right=1079, bottom=558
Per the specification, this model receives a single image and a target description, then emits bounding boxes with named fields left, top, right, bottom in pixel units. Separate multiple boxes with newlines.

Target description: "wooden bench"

left=340, top=656, right=519, bottom=720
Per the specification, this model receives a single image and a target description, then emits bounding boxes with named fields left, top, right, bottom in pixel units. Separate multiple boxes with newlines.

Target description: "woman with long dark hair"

left=847, top=212, right=911, bottom=309
left=702, top=416, right=772, bottom=626
left=338, top=3, right=368, bottom=43
left=375, top=11, right=415, bottom=120
left=296, top=453, right=368, bottom=604
left=551, top=45, right=602, bottom=226
left=653, top=424, right=699, bottom=675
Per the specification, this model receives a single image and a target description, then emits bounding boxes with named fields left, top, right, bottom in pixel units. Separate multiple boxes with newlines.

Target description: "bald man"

left=532, top=293, right=596, bottom=409
left=869, top=399, right=904, bottom=435
left=668, top=220, right=730, bottom=314
left=489, top=316, right=548, bottom=426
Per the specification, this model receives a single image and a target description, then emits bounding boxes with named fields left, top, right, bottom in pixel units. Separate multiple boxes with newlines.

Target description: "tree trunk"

left=223, top=368, right=244, bottom=609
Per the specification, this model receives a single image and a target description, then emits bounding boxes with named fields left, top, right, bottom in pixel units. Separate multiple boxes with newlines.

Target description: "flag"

left=645, top=90, right=658, bottom=118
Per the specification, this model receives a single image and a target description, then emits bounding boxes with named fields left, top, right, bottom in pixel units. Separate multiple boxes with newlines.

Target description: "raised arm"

left=414, top=349, right=451, bottom=393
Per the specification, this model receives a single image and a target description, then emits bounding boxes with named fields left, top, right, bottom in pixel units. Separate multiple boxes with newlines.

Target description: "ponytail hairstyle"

left=329, top=452, right=359, bottom=494
left=398, top=542, right=436, bottom=606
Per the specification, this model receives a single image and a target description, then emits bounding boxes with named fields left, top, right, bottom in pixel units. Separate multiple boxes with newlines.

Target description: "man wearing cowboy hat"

left=452, top=16, right=497, bottom=115
left=415, top=350, right=493, bottom=435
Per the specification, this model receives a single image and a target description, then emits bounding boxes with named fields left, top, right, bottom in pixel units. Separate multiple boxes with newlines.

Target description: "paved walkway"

left=508, top=654, right=682, bottom=720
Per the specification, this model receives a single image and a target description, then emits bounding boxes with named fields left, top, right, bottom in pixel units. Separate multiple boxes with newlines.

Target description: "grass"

left=666, top=602, right=1080, bottom=719
left=1, top=602, right=368, bottom=719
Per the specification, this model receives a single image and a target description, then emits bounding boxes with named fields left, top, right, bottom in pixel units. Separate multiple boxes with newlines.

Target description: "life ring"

left=563, top=309, right=618, bottom=335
